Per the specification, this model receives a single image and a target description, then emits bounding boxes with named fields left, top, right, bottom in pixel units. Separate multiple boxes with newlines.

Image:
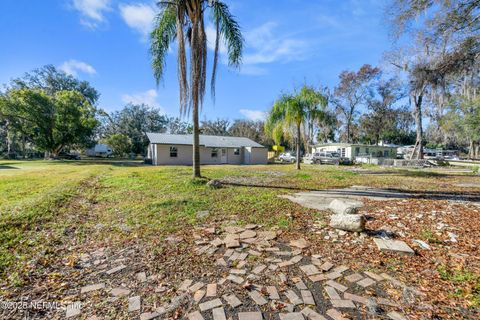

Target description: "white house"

left=312, top=143, right=397, bottom=161
left=146, top=133, right=268, bottom=165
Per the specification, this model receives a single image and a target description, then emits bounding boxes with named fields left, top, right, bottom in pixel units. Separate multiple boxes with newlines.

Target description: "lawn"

left=0, top=160, right=357, bottom=280
left=0, top=160, right=479, bottom=318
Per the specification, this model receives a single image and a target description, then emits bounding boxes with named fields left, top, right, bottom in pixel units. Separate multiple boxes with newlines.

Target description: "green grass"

left=295, top=172, right=311, bottom=180
left=0, top=159, right=475, bottom=287
left=438, top=265, right=480, bottom=306
left=0, top=162, right=108, bottom=271
left=360, top=163, right=380, bottom=169
left=473, top=165, right=479, bottom=174
left=420, top=229, right=444, bottom=244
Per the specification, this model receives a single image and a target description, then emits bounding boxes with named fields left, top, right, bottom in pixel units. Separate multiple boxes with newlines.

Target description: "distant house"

left=146, top=133, right=268, bottom=165
left=312, top=143, right=397, bottom=161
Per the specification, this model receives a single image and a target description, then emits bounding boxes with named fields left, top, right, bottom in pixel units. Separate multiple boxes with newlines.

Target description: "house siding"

left=248, top=147, right=268, bottom=164
left=152, top=144, right=266, bottom=165
left=154, top=144, right=192, bottom=165
left=227, top=148, right=243, bottom=164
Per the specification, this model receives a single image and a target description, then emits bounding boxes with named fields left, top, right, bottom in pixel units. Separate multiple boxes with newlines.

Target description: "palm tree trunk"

left=190, top=13, right=202, bottom=179
left=296, top=123, right=301, bottom=170
left=192, top=99, right=201, bottom=178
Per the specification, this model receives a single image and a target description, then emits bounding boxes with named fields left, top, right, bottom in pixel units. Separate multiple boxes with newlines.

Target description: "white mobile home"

left=86, top=144, right=113, bottom=157
left=146, top=133, right=268, bottom=165
left=312, top=143, right=397, bottom=161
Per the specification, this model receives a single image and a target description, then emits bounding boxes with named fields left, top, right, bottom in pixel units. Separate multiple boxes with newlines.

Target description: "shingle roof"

left=146, top=133, right=265, bottom=148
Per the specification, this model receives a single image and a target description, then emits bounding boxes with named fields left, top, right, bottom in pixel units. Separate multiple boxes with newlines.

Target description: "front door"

left=243, top=147, right=251, bottom=164
left=221, top=148, right=227, bottom=163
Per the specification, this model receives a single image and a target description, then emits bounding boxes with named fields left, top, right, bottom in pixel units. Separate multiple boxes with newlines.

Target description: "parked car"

left=278, top=152, right=296, bottom=163
left=339, top=157, right=351, bottom=165
left=312, top=151, right=340, bottom=165
left=302, top=153, right=313, bottom=164
left=443, top=155, right=460, bottom=160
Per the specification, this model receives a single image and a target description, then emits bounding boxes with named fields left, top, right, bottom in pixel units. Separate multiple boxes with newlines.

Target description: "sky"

left=0, top=0, right=394, bottom=122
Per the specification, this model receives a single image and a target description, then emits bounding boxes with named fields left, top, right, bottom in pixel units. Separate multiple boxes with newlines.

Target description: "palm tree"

left=299, top=85, right=328, bottom=148
left=150, top=0, right=243, bottom=178
left=265, top=88, right=327, bottom=170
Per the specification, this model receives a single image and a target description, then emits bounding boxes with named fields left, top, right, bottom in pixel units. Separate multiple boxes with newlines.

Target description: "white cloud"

left=204, top=21, right=309, bottom=76
left=121, top=89, right=162, bottom=109
left=204, top=22, right=311, bottom=77
left=243, top=22, right=309, bottom=65
left=205, top=25, right=227, bottom=54
left=239, top=109, right=267, bottom=121
left=119, top=3, right=156, bottom=38
left=72, top=0, right=111, bottom=29
left=59, top=59, right=97, bottom=76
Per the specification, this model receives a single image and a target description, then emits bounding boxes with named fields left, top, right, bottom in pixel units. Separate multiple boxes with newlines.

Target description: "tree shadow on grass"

left=45, top=160, right=146, bottom=167
left=0, top=165, right=19, bottom=170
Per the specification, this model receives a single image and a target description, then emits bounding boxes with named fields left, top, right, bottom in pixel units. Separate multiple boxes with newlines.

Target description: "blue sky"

left=0, top=0, right=392, bottom=122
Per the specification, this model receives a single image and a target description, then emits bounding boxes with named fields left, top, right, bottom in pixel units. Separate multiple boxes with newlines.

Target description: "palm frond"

left=212, top=1, right=243, bottom=67
left=150, top=6, right=177, bottom=86
left=210, top=16, right=220, bottom=98
left=299, top=85, right=328, bottom=126
left=272, top=122, right=284, bottom=145
left=280, top=94, right=304, bottom=127
left=299, top=85, right=328, bottom=109
left=210, top=1, right=244, bottom=98
left=266, top=92, right=316, bottom=149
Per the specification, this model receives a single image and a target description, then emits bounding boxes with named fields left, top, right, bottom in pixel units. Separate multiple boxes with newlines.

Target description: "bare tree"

left=332, top=64, right=381, bottom=143
left=360, top=77, right=408, bottom=144
left=229, top=119, right=271, bottom=146
left=387, top=0, right=480, bottom=157
left=200, top=118, right=230, bottom=136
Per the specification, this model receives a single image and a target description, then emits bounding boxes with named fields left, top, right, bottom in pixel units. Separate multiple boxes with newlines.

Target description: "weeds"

left=437, top=265, right=480, bottom=307
left=420, top=229, right=443, bottom=244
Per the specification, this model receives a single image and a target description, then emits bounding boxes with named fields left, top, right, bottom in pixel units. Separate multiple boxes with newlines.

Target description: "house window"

left=384, top=150, right=389, bottom=157
left=341, top=148, right=346, bottom=157
left=365, top=148, right=369, bottom=155
left=234, top=148, right=240, bottom=155
left=211, top=148, right=218, bottom=157
left=355, top=147, right=360, bottom=155
left=169, top=146, right=177, bottom=157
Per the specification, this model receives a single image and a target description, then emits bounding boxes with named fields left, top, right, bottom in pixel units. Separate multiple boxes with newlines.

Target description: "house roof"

left=146, top=133, right=265, bottom=148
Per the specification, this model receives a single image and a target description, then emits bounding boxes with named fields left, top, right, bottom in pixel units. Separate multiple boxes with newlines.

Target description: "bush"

left=102, top=134, right=132, bottom=157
